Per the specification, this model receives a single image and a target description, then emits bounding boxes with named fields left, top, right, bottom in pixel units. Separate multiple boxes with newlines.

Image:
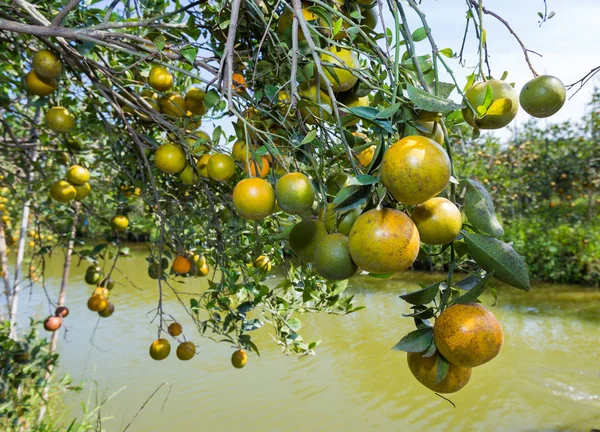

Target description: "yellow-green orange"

left=320, top=47, right=359, bottom=92
left=111, top=215, right=129, bottom=232
left=434, top=303, right=504, bottom=368
left=196, top=154, right=211, bottom=177
left=519, top=75, right=566, bottom=118
left=74, top=182, right=91, bottom=200
left=176, top=342, right=196, bottom=360
left=207, top=153, right=235, bottom=182
left=49, top=180, right=76, bottom=203
left=159, top=92, right=186, bottom=117
left=149, top=339, right=171, bottom=360
left=148, top=66, right=173, bottom=92
left=348, top=208, right=420, bottom=274
left=46, top=107, right=75, bottom=133
left=253, top=255, right=272, bottom=272
left=32, top=49, right=61, bottom=79
left=67, top=165, right=89, bottom=185
left=411, top=198, right=462, bottom=245
left=155, top=143, right=186, bottom=174
left=289, top=219, right=327, bottom=263
left=415, top=120, right=444, bottom=145
left=277, top=5, right=318, bottom=41
left=313, top=233, right=358, bottom=280
left=231, top=140, right=255, bottom=161
left=233, top=178, right=275, bottom=220
left=87, top=294, right=108, bottom=312
left=320, top=205, right=360, bottom=236
left=185, top=88, right=206, bottom=116
left=299, top=83, right=332, bottom=124
left=24, top=71, right=57, bottom=96
left=179, top=164, right=198, bottom=185
left=381, top=135, right=450, bottom=205
left=462, top=79, right=519, bottom=130
left=231, top=349, right=248, bottom=369
left=275, top=173, right=314, bottom=215
left=168, top=322, right=183, bottom=337
left=407, top=352, right=471, bottom=394
left=356, top=145, right=376, bottom=167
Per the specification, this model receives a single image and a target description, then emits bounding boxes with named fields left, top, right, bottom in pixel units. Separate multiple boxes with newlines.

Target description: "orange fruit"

left=433, top=303, right=504, bottom=368
left=407, top=352, right=471, bottom=393
left=415, top=120, right=444, bottom=145
left=74, top=182, right=91, bottom=200
left=381, top=135, right=451, bottom=205
left=155, top=143, right=186, bottom=174
left=196, top=154, right=212, bottom=177
left=245, top=157, right=269, bottom=178
left=44, top=316, right=62, bottom=332
left=24, top=71, right=57, bottom=96
left=313, top=233, right=358, bottom=280
left=348, top=208, right=420, bottom=274
left=411, top=197, right=462, bottom=245
left=320, top=205, right=360, bottom=235
left=231, top=349, right=248, bottom=369
left=66, top=165, right=90, bottom=185
left=462, top=79, right=519, bottom=130
left=231, top=140, right=255, bottom=161
left=168, top=322, right=183, bottom=337
left=49, top=180, right=76, bottom=203
left=275, top=173, right=314, bottom=215
left=98, top=302, right=115, bottom=317
left=356, top=145, right=376, bottom=167
left=149, top=338, right=171, bottom=360
left=185, top=88, right=206, bottom=116
left=87, top=294, right=108, bottom=312
left=298, top=83, right=332, bottom=125
left=320, top=47, right=359, bottom=92
left=198, top=263, right=209, bottom=276
left=148, top=66, right=173, bottom=92
left=232, top=73, right=246, bottom=92
left=207, top=153, right=235, bottom=182
left=46, top=107, right=75, bottom=133
left=172, top=255, right=192, bottom=274
left=159, top=92, right=186, bottom=117
left=111, top=215, right=129, bottom=231
left=32, top=49, right=61, bottom=79
left=289, top=219, right=327, bottom=263
left=233, top=178, right=275, bottom=220
left=519, top=75, right=566, bottom=118
left=179, top=164, right=198, bottom=185
left=253, top=255, right=272, bottom=272
left=176, top=342, right=196, bottom=360
left=277, top=5, right=318, bottom=41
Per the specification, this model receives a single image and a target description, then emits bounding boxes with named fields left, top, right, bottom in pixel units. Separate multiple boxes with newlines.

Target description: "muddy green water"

left=12, top=247, right=600, bottom=431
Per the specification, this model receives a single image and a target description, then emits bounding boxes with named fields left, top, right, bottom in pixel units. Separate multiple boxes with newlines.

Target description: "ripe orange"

left=207, top=153, right=235, bottom=182
left=313, top=233, right=358, bottom=280
left=149, top=338, right=171, bottom=360
left=233, top=177, right=275, bottom=220
left=155, top=143, right=186, bottom=174
left=253, top=255, right=272, bottom=272
left=407, top=352, right=471, bottom=393
left=32, top=49, right=61, bottom=79
left=44, top=316, right=62, bottom=332
left=289, top=219, right=327, bottom=263
left=320, top=47, right=359, bottom=92
left=411, top=197, right=462, bottom=245
left=232, top=73, right=246, bottom=92
left=148, top=66, right=173, bottom=92
left=24, top=71, right=57, bottom=96
left=196, top=154, right=212, bottom=177
left=172, top=255, right=192, bottom=274
left=381, top=135, right=451, bottom=205
left=275, top=173, right=314, bottom=215
left=74, top=182, right=91, bottom=200
left=168, top=322, right=183, bottom=337
left=462, top=79, right=519, bottom=130
left=245, top=157, right=269, bottom=178
left=433, top=303, right=504, bottom=368
left=46, top=107, right=75, bottom=133
left=231, top=349, right=248, bottom=369
left=67, top=165, right=90, bottom=185
left=348, top=208, right=420, bottom=274
left=159, top=92, right=186, bottom=117
left=111, top=215, right=129, bottom=231
left=87, top=294, right=108, bottom=312
left=177, top=342, right=196, bottom=360
left=49, top=180, right=76, bottom=203
left=356, top=145, right=376, bottom=167
left=198, top=263, right=209, bottom=276
left=185, top=88, right=206, bottom=116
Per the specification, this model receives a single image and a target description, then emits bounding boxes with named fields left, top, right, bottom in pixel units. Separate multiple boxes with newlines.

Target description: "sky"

left=204, top=0, right=600, bottom=141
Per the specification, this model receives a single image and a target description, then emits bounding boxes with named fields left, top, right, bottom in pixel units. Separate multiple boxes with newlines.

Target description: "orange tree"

left=0, top=0, right=586, bottom=398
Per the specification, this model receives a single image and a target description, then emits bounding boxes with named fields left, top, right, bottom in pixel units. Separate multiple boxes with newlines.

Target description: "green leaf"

left=439, top=48, right=454, bottom=58
left=391, top=328, right=433, bottom=352
left=333, top=17, right=343, bottom=36
left=345, top=174, right=378, bottom=186
left=407, top=85, right=463, bottom=113
left=375, top=102, right=402, bottom=119
left=180, top=46, right=197, bottom=64
left=265, top=84, right=279, bottom=102
left=301, top=130, right=317, bottom=145
left=399, top=281, right=441, bottom=306
left=287, top=318, right=302, bottom=332
left=332, top=185, right=369, bottom=212
left=500, top=70, right=509, bottom=81
left=436, top=354, right=450, bottom=383
left=454, top=270, right=494, bottom=304
left=463, top=179, right=505, bottom=237
left=486, top=98, right=513, bottom=116
left=436, top=82, right=456, bottom=100
left=463, top=232, right=530, bottom=291
left=411, top=26, right=428, bottom=42
left=203, top=89, right=220, bottom=108
left=153, top=34, right=165, bottom=51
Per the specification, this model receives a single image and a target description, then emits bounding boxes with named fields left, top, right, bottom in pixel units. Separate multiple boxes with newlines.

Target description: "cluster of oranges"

left=49, top=164, right=91, bottom=203
left=43, top=306, right=70, bottom=332
left=149, top=322, right=195, bottom=361
left=84, top=266, right=115, bottom=318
